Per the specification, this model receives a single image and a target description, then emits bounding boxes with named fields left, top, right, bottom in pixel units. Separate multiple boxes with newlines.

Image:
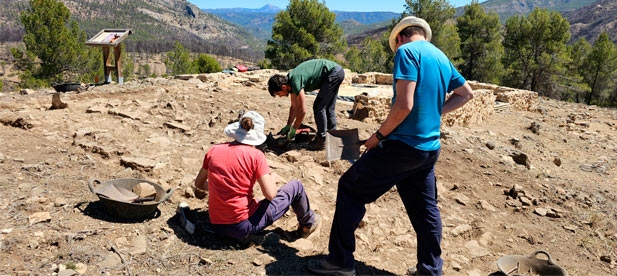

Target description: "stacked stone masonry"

left=442, top=89, right=495, bottom=127
left=350, top=93, right=392, bottom=124
left=350, top=74, right=538, bottom=127
left=468, top=81, right=538, bottom=112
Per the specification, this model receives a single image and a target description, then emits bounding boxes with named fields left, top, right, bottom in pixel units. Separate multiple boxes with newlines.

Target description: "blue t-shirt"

left=389, top=40, right=466, bottom=151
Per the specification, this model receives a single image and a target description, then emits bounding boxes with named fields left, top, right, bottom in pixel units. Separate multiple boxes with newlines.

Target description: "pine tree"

left=456, top=0, right=503, bottom=84
left=344, top=46, right=362, bottom=73
left=563, top=38, right=591, bottom=103
left=437, top=22, right=462, bottom=67
left=502, top=8, right=570, bottom=97
left=345, top=37, right=390, bottom=73
left=581, top=33, right=617, bottom=106
left=165, top=41, right=195, bottom=75
left=265, top=0, right=346, bottom=69
left=12, top=0, right=95, bottom=86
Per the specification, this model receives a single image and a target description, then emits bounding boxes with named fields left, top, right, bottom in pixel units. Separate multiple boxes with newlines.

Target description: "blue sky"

left=189, top=0, right=487, bottom=12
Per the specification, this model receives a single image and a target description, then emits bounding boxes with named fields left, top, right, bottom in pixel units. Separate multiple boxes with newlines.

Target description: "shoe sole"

left=306, top=260, right=356, bottom=276
left=300, top=213, right=321, bottom=238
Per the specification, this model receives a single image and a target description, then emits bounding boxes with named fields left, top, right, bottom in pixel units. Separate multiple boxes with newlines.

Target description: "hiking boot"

left=306, top=259, right=356, bottom=276
left=297, top=214, right=321, bottom=239
left=176, top=202, right=195, bottom=235
left=307, top=136, right=325, bottom=151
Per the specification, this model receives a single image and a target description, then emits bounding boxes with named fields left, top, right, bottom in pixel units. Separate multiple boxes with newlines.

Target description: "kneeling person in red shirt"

left=194, top=111, right=320, bottom=239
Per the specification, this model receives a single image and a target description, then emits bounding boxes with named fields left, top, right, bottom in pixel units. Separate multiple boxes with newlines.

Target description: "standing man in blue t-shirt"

left=308, top=16, right=474, bottom=276
left=268, top=59, right=345, bottom=150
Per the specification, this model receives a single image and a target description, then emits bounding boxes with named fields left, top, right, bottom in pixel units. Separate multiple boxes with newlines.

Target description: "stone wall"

left=350, top=93, right=391, bottom=124
left=468, top=81, right=538, bottom=112
left=442, top=89, right=495, bottom=127
left=350, top=89, right=496, bottom=127
left=353, top=72, right=393, bottom=85
left=349, top=76, right=539, bottom=127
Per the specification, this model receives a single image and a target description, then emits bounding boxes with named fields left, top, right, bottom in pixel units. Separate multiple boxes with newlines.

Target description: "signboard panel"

left=86, top=29, right=132, bottom=46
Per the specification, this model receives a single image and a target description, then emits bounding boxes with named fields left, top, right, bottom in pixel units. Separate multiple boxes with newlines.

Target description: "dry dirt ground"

left=0, top=72, right=616, bottom=276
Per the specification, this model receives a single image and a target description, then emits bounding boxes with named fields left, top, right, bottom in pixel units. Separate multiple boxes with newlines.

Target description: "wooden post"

left=102, top=45, right=124, bottom=84
left=103, top=46, right=113, bottom=83
left=114, top=45, right=123, bottom=84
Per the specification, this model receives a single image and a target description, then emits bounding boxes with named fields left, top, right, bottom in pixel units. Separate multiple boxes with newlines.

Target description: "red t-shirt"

left=204, top=143, right=270, bottom=224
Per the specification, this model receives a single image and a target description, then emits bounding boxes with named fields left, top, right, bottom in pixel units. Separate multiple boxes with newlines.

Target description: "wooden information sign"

left=86, top=29, right=132, bottom=84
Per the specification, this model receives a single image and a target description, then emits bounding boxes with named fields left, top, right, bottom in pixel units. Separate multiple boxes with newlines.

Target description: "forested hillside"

left=0, top=0, right=265, bottom=62
left=565, top=0, right=617, bottom=44
left=464, top=0, right=598, bottom=21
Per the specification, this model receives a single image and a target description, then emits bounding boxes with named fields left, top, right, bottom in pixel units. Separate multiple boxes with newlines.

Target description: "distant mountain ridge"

left=564, top=0, right=617, bottom=43
left=462, top=0, right=598, bottom=22
left=202, top=4, right=282, bottom=14
left=203, top=5, right=399, bottom=40
left=204, top=4, right=399, bottom=24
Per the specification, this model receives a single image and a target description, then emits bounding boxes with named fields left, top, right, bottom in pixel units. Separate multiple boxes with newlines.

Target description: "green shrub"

left=193, top=54, right=222, bottom=73
left=18, top=70, right=48, bottom=89
left=139, top=64, right=151, bottom=79
left=65, top=262, right=77, bottom=270
left=257, top=59, right=271, bottom=69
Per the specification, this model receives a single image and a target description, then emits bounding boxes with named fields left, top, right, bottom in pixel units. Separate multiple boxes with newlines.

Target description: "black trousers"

left=313, top=65, right=345, bottom=138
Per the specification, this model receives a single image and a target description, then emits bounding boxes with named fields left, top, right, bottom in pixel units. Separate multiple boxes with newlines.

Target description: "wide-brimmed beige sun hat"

left=389, top=16, right=432, bottom=52
left=224, top=111, right=267, bottom=146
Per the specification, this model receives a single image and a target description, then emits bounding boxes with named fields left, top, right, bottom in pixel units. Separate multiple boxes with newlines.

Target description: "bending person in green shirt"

left=268, top=59, right=345, bottom=150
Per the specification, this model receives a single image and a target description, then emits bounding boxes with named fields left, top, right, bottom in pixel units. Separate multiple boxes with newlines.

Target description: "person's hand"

left=278, top=125, right=291, bottom=135
left=364, top=133, right=380, bottom=150
left=287, top=127, right=297, bottom=141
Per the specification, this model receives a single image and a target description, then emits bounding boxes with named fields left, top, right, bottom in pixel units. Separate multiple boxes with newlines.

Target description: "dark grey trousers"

left=313, top=65, right=345, bottom=138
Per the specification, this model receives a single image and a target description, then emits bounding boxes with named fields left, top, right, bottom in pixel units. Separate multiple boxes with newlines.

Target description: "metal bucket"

left=497, top=250, right=569, bottom=276
left=52, top=82, right=82, bottom=92
left=88, top=178, right=175, bottom=220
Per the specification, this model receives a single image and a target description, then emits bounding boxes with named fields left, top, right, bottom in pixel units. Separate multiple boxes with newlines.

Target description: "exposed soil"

left=0, top=73, right=616, bottom=276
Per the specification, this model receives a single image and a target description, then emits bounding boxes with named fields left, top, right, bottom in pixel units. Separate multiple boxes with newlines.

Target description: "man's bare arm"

left=442, top=82, right=474, bottom=114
